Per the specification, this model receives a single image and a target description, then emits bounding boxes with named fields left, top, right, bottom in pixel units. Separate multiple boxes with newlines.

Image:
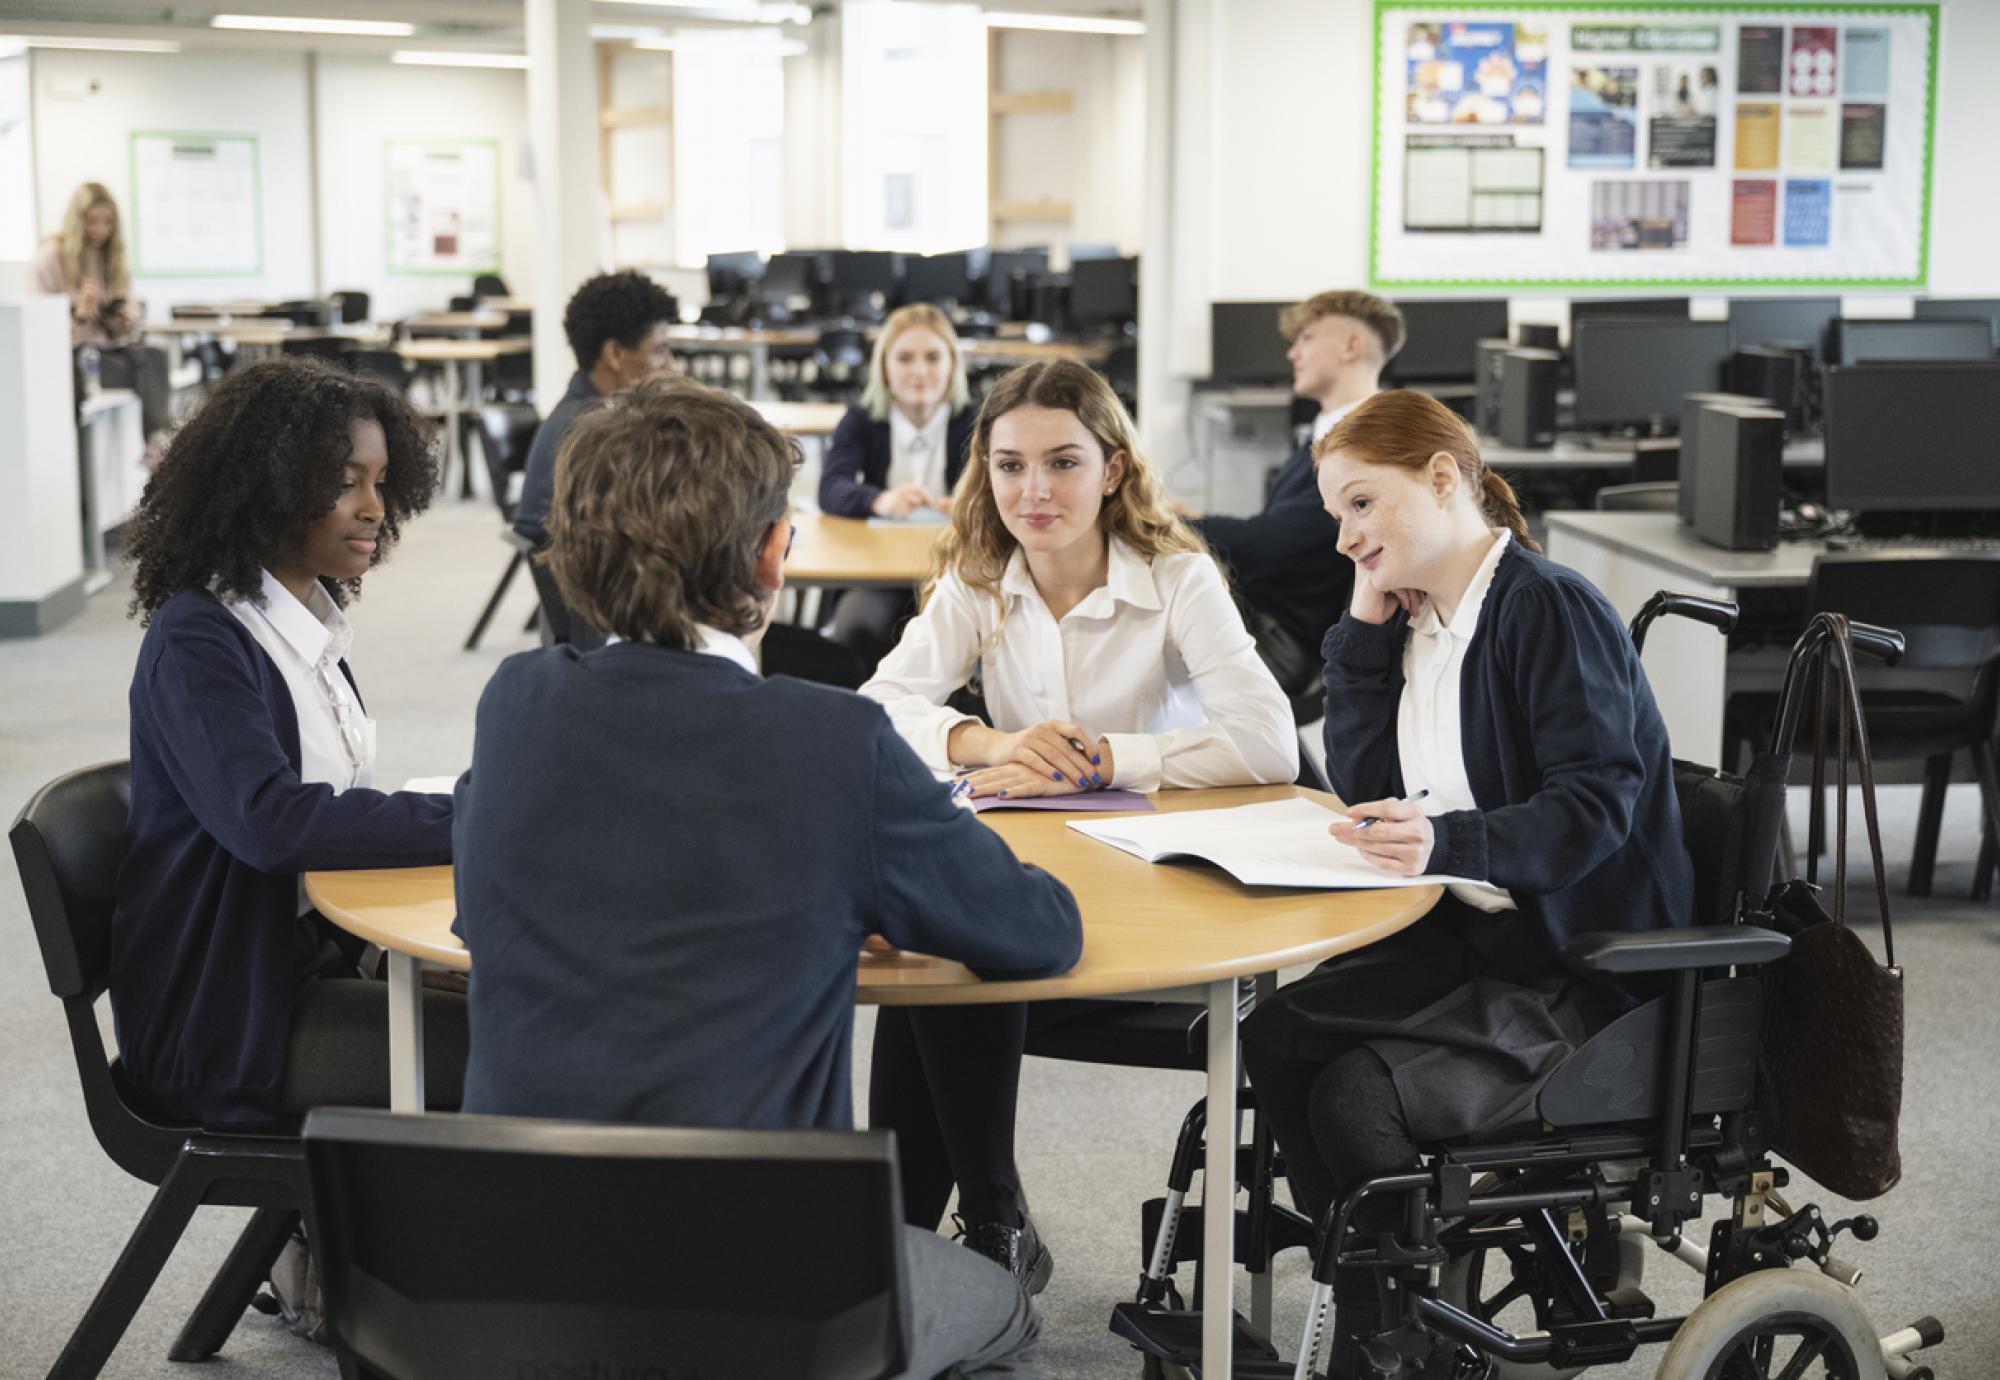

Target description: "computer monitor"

left=1068, top=255, right=1137, bottom=332
left=1068, top=242, right=1121, bottom=261
left=1728, top=296, right=1840, bottom=361
left=1209, top=302, right=1293, bottom=384
left=1913, top=297, right=2000, bottom=348
left=1571, top=317, right=1731, bottom=432
left=983, top=249, right=1048, bottom=316
left=903, top=252, right=974, bottom=307
left=705, top=252, right=763, bottom=301
left=1387, top=299, right=1510, bottom=383
left=759, top=252, right=822, bottom=303
left=1568, top=296, right=1691, bottom=340
left=1836, top=318, right=1994, bottom=366
left=1823, top=362, right=2000, bottom=512
left=828, top=251, right=900, bottom=308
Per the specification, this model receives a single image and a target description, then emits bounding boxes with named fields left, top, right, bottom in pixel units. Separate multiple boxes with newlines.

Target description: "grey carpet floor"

left=2, top=498, right=1995, bottom=1379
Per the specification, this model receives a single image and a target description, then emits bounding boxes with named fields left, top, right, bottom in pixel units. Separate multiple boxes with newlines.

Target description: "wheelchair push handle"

left=1628, top=592, right=1740, bottom=654
left=1846, top=619, right=1905, bottom=666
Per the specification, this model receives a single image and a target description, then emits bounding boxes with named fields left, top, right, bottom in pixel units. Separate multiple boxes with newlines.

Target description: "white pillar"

left=0, top=291, right=86, bottom=636
left=1136, top=0, right=1189, bottom=466
left=527, top=0, right=602, bottom=406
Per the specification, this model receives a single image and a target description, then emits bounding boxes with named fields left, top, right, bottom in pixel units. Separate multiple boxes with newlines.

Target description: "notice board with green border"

left=128, top=130, right=263, bottom=279
left=1368, top=2, right=1940, bottom=290
left=385, top=139, right=502, bottom=277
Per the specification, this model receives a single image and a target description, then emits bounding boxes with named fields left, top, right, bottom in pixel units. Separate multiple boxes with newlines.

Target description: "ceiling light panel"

left=210, top=15, right=418, bottom=37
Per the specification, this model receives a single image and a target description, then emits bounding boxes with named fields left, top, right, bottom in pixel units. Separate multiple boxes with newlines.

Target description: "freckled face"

left=1318, top=447, right=1443, bottom=592
left=987, top=405, right=1127, bottom=557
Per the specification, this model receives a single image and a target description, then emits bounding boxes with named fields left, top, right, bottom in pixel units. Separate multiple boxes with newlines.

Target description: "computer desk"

left=305, top=783, right=1439, bottom=1380
left=666, top=325, right=1111, bottom=400
left=1481, top=433, right=1825, bottom=471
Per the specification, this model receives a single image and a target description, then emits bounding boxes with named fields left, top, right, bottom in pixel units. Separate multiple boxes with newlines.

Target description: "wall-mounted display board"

left=386, top=139, right=501, bottom=276
left=129, top=131, right=262, bottom=278
left=1369, top=3, right=1939, bottom=289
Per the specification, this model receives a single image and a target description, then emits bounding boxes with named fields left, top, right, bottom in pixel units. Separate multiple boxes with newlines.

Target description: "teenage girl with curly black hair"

left=112, top=357, right=468, bottom=1126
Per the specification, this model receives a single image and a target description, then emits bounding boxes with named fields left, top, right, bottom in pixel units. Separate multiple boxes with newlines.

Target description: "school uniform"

left=454, top=630, right=1079, bottom=1378
left=110, top=581, right=460, bottom=1125
left=817, top=403, right=977, bottom=518
left=1242, top=531, right=1693, bottom=1202
left=510, top=370, right=603, bottom=549
left=859, top=538, right=1298, bottom=1238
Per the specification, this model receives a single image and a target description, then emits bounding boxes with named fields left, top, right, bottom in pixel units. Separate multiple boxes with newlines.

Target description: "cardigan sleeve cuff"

left=1323, top=612, right=1405, bottom=671
left=1431, top=809, right=1490, bottom=881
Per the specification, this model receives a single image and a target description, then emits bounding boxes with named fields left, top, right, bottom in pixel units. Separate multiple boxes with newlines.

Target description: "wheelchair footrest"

left=1111, top=1303, right=1290, bottom=1376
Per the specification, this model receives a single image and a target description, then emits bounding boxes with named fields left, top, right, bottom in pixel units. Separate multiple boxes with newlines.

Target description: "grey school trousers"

left=898, top=1226, right=1042, bottom=1379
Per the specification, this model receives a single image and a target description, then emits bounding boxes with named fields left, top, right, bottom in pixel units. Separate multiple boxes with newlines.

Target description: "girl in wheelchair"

left=1240, top=389, right=1695, bottom=1377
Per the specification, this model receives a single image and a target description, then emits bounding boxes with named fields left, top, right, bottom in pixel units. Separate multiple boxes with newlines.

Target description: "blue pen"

left=948, top=777, right=973, bottom=803
left=1351, top=788, right=1429, bottom=831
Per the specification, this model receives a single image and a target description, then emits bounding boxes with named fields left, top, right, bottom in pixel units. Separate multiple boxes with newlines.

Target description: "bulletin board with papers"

left=128, top=131, right=262, bottom=277
left=386, top=139, right=502, bottom=276
left=1368, top=3, right=1940, bottom=289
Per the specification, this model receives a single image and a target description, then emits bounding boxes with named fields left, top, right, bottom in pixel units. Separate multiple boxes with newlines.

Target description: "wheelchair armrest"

left=1565, top=924, right=1790, bottom=975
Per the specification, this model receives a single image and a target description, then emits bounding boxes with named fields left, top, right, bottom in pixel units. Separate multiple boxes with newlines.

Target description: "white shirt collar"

left=998, top=535, right=1163, bottom=617
left=253, top=568, right=350, bottom=668
left=1310, top=395, right=1368, bottom=446
left=1409, top=529, right=1511, bottom=641
left=604, top=624, right=761, bottom=675
left=889, top=406, right=949, bottom=451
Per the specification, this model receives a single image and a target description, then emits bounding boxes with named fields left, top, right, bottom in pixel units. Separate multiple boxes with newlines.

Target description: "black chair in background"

left=279, top=336, right=355, bottom=364
left=1595, top=481, right=1680, bottom=512
left=348, top=349, right=414, bottom=394
left=327, top=290, right=370, bottom=324
left=471, top=273, right=511, bottom=299
left=10, top=763, right=310, bottom=1380
left=809, top=327, right=870, bottom=402
left=302, top=1108, right=911, bottom=1380
left=465, top=403, right=541, bottom=651
left=1099, top=341, right=1139, bottom=419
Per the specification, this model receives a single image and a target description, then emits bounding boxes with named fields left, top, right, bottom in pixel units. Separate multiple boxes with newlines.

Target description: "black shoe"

left=953, top=1212, right=1054, bottom=1295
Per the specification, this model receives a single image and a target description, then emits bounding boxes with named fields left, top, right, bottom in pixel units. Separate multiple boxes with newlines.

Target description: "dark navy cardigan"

left=815, top=404, right=977, bottom=518
left=511, top=369, right=603, bottom=548
left=110, top=589, right=453, bottom=1124
left=455, top=641, right=1081, bottom=1131
left=1321, top=541, right=1693, bottom=973
left=1191, top=438, right=1353, bottom=650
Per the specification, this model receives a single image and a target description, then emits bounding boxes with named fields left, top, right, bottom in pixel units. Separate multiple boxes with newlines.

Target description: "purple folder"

left=970, top=790, right=1155, bottom=814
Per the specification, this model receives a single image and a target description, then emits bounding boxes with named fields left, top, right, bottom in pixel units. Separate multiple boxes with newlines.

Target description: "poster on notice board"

left=386, top=140, right=501, bottom=276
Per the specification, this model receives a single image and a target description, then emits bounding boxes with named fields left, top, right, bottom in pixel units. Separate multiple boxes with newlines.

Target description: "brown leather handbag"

left=1758, top=614, right=1905, bottom=1200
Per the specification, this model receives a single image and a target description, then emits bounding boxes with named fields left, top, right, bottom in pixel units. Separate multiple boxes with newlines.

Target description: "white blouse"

left=226, top=569, right=377, bottom=795
left=1395, top=529, right=1517, bottom=911
left=861, top=538, right=1298, bottom=794
left=887, top=406, right=952, bottom=496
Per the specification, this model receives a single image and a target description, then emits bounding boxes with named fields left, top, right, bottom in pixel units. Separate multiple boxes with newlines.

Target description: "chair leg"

left=47, top=1158, right=208, bottom=1380
left=166, top=1207, right=299, bottom=1362
left=464, top=550, right=526, bottom=651
left=1908, top=752, right=1953, bottom=898
left=1977, top=827, right=1997, bottom=904
left=1971, top=741, right=2000, bottom=902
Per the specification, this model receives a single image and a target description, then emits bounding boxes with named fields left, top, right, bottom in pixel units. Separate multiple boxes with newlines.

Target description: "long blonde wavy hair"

left=927, top=360, right=1208, bottom=609
left=58, top=183, right=130, bottom=297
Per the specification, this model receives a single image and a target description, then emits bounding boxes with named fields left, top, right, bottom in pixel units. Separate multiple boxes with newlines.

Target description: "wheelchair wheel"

left=1435, top=1228, right=1646, bottom=1379
left=1656, top=1268, right=1885, bottom=1380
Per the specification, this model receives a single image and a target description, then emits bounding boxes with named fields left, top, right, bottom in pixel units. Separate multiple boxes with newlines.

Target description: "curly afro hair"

left=562, top=270, right=679, bottom=372
left=125, top=356, right=440, bottom=622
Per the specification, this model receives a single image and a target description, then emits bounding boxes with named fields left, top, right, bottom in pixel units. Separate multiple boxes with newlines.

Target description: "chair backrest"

left=1808, top=552, right=2000, bottom=673
left=816, top=328, right=868, bottom=370
left=10, top=761, right=132, bottom=1002
left=328, top=290, right=371, bottom=324
left=1596, top=481, right=1679, bottom=513
left=349, top=349, right=413, bottom=392
left=476, top=403, right=540, bottom=519
left=471, top=274, right=511, bottom=299
left=280, top=336, right=354, bottom=362
left=303, top=1109, right=910, bottom=1380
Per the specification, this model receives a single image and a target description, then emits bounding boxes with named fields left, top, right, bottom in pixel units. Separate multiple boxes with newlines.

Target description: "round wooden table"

left=305, top=784, right=1437, bottom=1380
left=784, top=509, right=946, bottom=589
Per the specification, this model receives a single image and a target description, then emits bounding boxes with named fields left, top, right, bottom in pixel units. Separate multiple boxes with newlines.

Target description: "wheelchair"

left=1111, top=595, right=1948, bottom=1380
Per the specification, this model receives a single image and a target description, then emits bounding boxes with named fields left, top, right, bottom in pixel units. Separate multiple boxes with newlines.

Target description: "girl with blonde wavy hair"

left=858, top=359, right=1296, bottom=1289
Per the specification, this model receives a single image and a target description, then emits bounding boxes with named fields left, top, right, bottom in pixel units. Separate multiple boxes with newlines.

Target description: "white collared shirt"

left=606, top=624, right=762, bottom=674
left=226, top=570, right=376, bottom=795
left=861, top=538, right=1299, bottom=793
left=887, top=406, right=951, bottom=496
left=1310, top=396, right=1366, bottom=449
left=1396, top=529, right=1517, bottom=910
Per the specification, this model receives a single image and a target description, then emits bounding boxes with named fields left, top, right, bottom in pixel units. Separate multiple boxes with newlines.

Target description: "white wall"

left=0, top=53, right=34, bottom=262
left=313, top=57, right=537, bottom=321
left=0, top=297, right=84, bottom=612
left=1928, top=0, right=2000, bottom=296
left=30, top=48, right=315, bottom=308
left=992, top=28, right=1146, bottom=259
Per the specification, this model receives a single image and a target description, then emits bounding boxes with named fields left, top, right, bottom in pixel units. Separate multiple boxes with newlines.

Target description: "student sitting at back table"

left=1182, top=290, right=1407, bottom=698
left=1240, top=390, right=1692, bottom=1376
left=510, top=269, right=679, bottom=550
left=455, top=374, right=1079, bottom=1380
left=819, top=302, right=980, bottom=667
left=859, top=360, right=1297, bottom=1288
left=112, top=358, right=466, bottom=1126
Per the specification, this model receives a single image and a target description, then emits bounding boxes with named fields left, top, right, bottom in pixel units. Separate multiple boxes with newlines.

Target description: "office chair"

left=327, top=290, right=371, bottom=324
left=465, top=403, right=541, bottom=651
left=302, top=1109, right=911, bottom=1380
left=1596, top=481, right=1681, bottom=513
left=471, top=273, right=511, bottom=299
left=10, top=762, right=312, bottom=1380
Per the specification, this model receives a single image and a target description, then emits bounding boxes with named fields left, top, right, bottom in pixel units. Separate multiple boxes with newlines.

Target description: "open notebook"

left=1069, top=797, right=1485, bottom=890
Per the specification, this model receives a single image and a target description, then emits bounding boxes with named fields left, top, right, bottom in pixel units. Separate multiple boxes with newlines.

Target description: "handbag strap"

left=1824, top=614, right=1897, bottom=967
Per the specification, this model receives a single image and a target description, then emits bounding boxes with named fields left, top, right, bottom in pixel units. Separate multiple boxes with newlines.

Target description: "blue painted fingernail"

left=1052, top=771, right=1064, bottom=781
left=1092, top=754, right=1101, bottom=765
left=1092, top=773, right=1102, bottom=785
left=998, top=790, right=1008, bottom=797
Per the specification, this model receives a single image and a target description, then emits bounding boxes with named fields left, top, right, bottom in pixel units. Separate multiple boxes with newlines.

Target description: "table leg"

left=386, top=951, right=427, bottom=1113
left=1204, top=977, right=1240, bottom=1380
left=750, top=342, right=771, bottom=400
left=461, top=360, right=486, bottom=499
left=1248, top=971, right=1277, bottom=1340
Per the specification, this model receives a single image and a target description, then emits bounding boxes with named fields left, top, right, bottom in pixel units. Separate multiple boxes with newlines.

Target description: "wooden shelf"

left=990, top=89, right=1074, bottom=116
left=609, top=201, right=668, bottom=222
left=601, top=105, right=672, bottom=129
left=992, top=200, right=1074, bottom=222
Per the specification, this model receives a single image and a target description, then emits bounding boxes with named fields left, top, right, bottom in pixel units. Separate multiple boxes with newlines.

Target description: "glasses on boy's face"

left=767, top=516, right=795, bottom=562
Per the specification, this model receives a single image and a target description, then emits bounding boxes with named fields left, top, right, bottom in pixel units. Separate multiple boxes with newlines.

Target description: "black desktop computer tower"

left=1517, top=323, right=1560, bottom=352
left=1692, top=403, right=1786, bottom=551
left=1499, top=349, right=1559, bottom=448
left=1475, top=337, right=1511, bottom=435
left=1728, top=346, right=1807, bottom=430
left=1676, top=391, right=1764, bottom=525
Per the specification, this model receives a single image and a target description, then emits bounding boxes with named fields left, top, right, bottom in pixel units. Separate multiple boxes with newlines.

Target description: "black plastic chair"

left=327, top=290, right=371, bottom=324
left=471, top=273, right=511, bottom=299
left=10, top=762, right=310, bottom=1380
left=1596, top=481, right=1680, bottom=513
left=302, top=1108, right=911, bottom=1380
left=465, top=403, right=541, bottom=651
left=280, top=336, right=355, bottom=363
left=810, top=328, right=870, bottom=402
left=348, top=349, right=413, bottom=393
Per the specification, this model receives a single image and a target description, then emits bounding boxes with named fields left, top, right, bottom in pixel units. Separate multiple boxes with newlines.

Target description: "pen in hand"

left=1350, top=788, right=1430, bottom=831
